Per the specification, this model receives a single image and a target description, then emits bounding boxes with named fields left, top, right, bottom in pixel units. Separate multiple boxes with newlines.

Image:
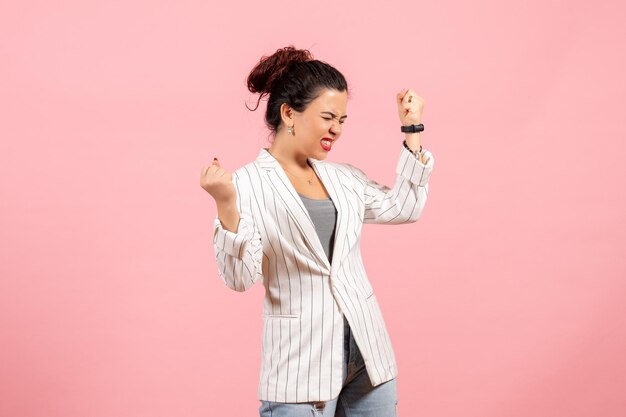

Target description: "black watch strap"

left=400, top=124, right=424, bottom=133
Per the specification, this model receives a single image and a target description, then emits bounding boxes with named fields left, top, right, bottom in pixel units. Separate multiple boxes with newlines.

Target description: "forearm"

left=404, top=132, right=429, bottom=164
left=404, top=132, right=421, bottom=150
left=213, top=215, right=263, bottom=292
left=216, top=199, right=240, bottom=232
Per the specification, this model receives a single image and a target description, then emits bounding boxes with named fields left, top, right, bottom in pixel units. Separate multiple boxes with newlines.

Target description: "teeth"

left=322, top=139, right=331, bottom=146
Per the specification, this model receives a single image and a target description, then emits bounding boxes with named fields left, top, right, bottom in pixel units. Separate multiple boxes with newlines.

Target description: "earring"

left=287, top=125, right=294, bottom=135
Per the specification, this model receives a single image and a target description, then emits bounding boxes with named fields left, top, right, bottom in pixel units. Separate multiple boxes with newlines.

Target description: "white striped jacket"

left=212, top=144, right=434, bottom=403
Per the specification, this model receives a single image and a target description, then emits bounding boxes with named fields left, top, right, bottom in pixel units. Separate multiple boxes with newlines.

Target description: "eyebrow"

left=321, top=111, right=348, bottom=119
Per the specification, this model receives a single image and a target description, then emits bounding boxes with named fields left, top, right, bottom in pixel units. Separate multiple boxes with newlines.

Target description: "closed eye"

left=321, top=111, right=348, bottom=123
left=322, top=117, right=345, bottom=124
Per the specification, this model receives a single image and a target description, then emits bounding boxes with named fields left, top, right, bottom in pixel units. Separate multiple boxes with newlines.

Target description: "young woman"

left=200, top=45, right=434, bottom=417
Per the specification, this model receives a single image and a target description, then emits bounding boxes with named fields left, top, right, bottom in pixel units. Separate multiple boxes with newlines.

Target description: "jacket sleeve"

left=347, top=144, right=435, bottom=224
left=212, top=173, right=263, bottom=292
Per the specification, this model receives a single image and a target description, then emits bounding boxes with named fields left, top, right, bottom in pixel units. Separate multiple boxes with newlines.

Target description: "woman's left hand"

left=396, top=88, right=424, bottom=125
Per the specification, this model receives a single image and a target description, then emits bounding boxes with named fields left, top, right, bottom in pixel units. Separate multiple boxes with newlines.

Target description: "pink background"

left=1, top=0, right=625, bottom=416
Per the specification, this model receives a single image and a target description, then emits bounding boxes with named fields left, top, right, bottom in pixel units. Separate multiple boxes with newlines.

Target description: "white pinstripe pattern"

left=212, top=144, right=434, bottom=403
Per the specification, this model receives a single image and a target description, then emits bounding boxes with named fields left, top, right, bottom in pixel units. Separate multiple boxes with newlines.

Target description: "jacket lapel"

left=256, top=148, right=332, bottom=272
left=308, top=157, right=350, bottom=277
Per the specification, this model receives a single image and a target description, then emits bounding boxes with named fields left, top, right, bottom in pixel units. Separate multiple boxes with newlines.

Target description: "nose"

left=329, top=120, right=342, bottom=137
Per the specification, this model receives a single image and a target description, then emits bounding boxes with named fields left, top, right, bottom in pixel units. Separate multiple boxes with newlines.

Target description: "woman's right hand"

left=200, top=158, right=236, bottom=204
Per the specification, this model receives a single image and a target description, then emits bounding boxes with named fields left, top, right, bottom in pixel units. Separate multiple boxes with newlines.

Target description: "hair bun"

left=247, top=45, right=313, bottom=95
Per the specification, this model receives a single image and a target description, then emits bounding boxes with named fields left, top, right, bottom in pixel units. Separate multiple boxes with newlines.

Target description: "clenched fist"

left=396, top=88, right=424, bottom=125
left=200, top=158, right=236, bottom=204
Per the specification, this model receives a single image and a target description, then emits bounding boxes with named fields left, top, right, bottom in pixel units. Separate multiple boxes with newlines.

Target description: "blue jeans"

left=259, top=316, right=398, bottom=417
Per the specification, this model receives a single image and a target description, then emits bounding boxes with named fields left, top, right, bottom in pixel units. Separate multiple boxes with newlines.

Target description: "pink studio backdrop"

left=1, top=0, right=625, bottom=416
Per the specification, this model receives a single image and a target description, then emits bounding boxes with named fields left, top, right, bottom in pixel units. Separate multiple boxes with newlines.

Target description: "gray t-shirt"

left=297, top=193, right=338, bottom=263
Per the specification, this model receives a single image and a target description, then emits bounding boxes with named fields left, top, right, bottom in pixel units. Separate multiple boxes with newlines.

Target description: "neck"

left=267, top=134, right=311, bottom=171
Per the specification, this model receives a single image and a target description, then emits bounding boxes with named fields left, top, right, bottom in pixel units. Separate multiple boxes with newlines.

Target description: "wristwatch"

left=400, top=124, right=424, bottom=133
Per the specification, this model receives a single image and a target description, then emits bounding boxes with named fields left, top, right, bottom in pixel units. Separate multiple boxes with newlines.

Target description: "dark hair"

left=246, top=45, right=349, bottom=136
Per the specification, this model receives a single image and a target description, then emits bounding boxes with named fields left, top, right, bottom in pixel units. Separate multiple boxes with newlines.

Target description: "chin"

left=315, top=151, right=330, bottom=160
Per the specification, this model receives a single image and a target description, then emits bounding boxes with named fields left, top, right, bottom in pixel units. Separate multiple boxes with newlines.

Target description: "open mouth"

left=320, top=138, right=333, bottom=151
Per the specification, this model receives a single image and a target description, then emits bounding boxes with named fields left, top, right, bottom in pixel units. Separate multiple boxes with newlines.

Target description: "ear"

left=279, top=102, right=295, bottom=127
